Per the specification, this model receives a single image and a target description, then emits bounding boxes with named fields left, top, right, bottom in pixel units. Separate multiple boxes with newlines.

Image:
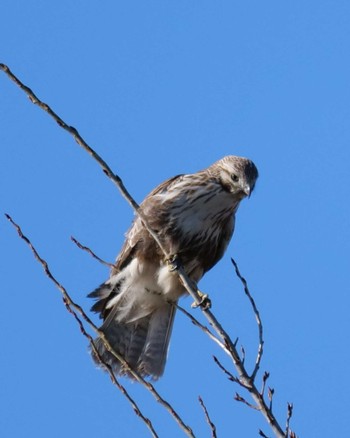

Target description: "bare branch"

left=198, top=396, right=217, bottom=438
left=65, top=302, right=159, bottom=437
left=234, top=393, right=259, bottom=410
left=231, top=257, right=264, bottom=380
left=5, top=214, right=195, bottom=438
left=241, top=345, right=246, bottom=365
left=212, top=356, right=239, bottom=384
left=268, top=387, right=275, bottom=411
left=176, top=304, right=228, bottom=352
left=71, top=235, right=115, bottom=269
left=261, top=371, right=270, bottom=397
left=285, top=403, right=293, bottom=437
left=4, top=214, right=158, bottom=438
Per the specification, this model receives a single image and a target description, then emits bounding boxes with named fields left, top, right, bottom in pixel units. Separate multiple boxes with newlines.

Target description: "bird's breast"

left=172, top=188, right=236, bottom=237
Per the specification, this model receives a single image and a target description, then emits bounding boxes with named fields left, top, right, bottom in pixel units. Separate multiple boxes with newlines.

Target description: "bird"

left=88, top=155, right=258, bottom=380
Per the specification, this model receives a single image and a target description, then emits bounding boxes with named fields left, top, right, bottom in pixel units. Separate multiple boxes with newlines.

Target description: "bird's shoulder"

left=111, top=175, right=183, bottom=274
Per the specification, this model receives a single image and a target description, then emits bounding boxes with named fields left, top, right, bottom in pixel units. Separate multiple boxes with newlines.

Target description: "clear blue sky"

left=1, top=1, right=350, bottom=437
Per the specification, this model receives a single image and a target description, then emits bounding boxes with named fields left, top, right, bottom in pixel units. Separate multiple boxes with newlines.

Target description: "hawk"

left=89, top=155, right=258, bottom=379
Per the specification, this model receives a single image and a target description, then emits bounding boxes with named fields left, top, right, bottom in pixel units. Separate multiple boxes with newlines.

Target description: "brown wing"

left=111, top=174, right=184, bottom=276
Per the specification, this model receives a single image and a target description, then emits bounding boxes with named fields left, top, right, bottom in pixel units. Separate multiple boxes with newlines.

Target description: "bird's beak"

left=242, top=184, right=251, bottom=197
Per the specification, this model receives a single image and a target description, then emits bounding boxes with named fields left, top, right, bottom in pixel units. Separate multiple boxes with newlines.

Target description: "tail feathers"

left=137, top=304, right=176, bottom=377
left=92, top=315, right=150, bottom=373
left=88, top=278, right=123, bottom=320
left=92, top=304, right=176, bottom=380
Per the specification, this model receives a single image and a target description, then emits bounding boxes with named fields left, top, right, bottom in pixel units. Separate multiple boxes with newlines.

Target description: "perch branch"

left=5, top=213, right=195, bottom=438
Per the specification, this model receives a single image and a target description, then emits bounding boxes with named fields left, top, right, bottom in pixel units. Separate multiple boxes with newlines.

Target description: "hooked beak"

left=242, top=183, right=251, bottom=198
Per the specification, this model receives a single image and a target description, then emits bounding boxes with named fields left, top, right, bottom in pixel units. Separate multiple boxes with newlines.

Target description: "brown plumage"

left=89, top=155, right=258, bottom=379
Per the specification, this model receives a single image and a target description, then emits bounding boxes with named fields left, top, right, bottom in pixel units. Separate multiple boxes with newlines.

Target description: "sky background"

left=1, top=1, right=350, bottom=437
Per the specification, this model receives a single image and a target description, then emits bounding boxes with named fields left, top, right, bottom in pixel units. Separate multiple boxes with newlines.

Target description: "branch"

left=1, top=63, right=293, bottom=438
left=198, top=396, right=217, bottom=438
left=213, top=355, right=239, bottom=384
left=285, top=403, right=294, bottom=438
left=231, top=257, right=264, bottom=380
left=261, top=371, right=270, bottom=397
left=5, top=214, right=194, bottom=438
left=4, top=214, right=158, bottom=438
left=234, top=392, right=259, bottom=410
left=71, top=236, right=115, bottom=269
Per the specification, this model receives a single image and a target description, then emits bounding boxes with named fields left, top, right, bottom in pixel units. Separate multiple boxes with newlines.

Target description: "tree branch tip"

left=234, top=392, right=243, bottom=402
left=234, top=393, right=259, bottom=410
left=263, top=371, right=270, bottom=381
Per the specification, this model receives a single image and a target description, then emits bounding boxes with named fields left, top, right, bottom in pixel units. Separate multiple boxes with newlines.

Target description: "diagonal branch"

left=4, top=214, right=158, bottom=438
left=71, top=236, right=116, bottom=269
left=213, top=355, right=239, bottom=384
left=5, top=213, right=195, bottom=438
left=198, top=396, right=217, bottom=438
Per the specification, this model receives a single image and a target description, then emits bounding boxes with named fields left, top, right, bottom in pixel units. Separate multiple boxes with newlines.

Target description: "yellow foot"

left=191, top=291, right=211, bottom=310
left=166, top=254, right=181, bottom=272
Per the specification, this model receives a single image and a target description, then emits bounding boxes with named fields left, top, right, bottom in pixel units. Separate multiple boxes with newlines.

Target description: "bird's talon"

left=166, top=254, right=181, bottom=272
left=191, top=293, right=211, bottom=309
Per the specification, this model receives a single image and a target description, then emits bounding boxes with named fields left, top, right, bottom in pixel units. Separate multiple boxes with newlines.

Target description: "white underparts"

left=105, top=258, right=182, bottom=323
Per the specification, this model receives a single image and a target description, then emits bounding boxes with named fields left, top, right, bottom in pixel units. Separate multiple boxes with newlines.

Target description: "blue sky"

left=1, top=1, right=350, bottom=437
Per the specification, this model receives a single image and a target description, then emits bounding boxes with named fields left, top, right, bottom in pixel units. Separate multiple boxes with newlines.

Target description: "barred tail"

left=91, top=302, right=176, bottom=380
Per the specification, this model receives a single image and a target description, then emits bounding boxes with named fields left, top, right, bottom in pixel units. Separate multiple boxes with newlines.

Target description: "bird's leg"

left=191, top=290, right=211, bottom=310
left=165, top=255, right=211, bottom=309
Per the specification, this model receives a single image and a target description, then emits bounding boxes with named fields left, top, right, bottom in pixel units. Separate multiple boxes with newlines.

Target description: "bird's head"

left=212, top=155, right=258, bottom=198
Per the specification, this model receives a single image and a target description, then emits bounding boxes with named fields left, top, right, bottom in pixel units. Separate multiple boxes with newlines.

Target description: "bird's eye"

left=231, top=173, right=239, bottom=182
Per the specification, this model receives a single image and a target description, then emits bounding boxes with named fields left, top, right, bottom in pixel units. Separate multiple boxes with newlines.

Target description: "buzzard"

left=89, top=155, right=258, bottom=379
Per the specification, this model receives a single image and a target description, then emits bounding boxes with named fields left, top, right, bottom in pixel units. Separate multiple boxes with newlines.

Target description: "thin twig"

left=176, top=304, right=227, bottom=352
left=1, top=63, right=289, bottom=438
left=231, top=257, right=264, bottom=380
left=268, top=387, right=275, bottom=411
left=261, top=371, right=270, bottom=397
left=71, top=236, right=115, bottom=269
left=234, top=393, right=259, bottom=410
left=212, top=355, right=239, bottom=384
left=65, top=302, right=159, bottom=438
left=241, top=345, right=246, bottom=365
left=5, top=213, right=195, bottom=438
left=285, top=403, right=293, bottom=437
left=4, top=214, right=158, bottom=438
left=198, top=396, right=217, bottom=438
